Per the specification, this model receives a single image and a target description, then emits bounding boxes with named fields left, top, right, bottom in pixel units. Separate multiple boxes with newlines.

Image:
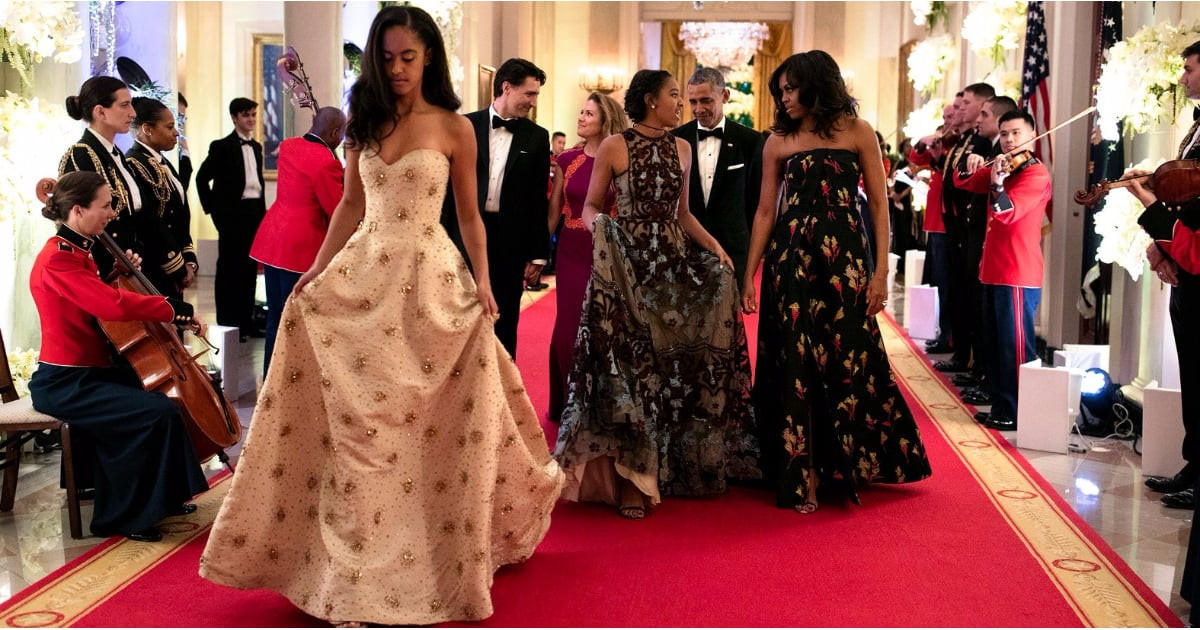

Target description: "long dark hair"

left=65, top=76, right=127, bottom=122
left=42, top=172, right=108, bottom=222
left=769, top=51, right=858, bottom=139
left=346, top=5, right=461, bottom=150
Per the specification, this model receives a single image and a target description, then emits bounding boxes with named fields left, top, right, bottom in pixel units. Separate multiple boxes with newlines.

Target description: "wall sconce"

left=579, top=66, right=624, bottom=94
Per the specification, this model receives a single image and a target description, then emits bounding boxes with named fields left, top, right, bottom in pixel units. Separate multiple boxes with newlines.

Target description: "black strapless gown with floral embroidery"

left=554, top=128, right=760, bottom=505
left=754, top=148, right=931, bottom=508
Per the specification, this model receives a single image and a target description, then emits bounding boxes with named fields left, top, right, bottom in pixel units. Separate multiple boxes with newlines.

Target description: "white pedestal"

left=1016, top=360, right=1081, bottom=454
left=904, top=249, right=925, bottom=287
left=208, top=325, right=253, bottom=399
left=1142, top=387, right=1185, bottom=478
left=905, top=284, right=939, bottom=341
left=196, top=238, right=218, bottom=277
left=885, top=252, right=900, bottom=317
left=1052, top=344, right=1110, bottom=372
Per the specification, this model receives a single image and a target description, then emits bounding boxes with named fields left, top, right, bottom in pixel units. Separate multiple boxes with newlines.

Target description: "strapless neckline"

left=370, top=147, right=447, bottom=168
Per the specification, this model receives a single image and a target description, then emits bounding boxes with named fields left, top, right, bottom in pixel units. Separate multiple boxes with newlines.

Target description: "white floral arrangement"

left=0, top=91, right=80, bottom=229
left=0, top=0, right=83, bottom=88
left=911, top=0, right=948, bottom=30
left=981, top=67, right=1021, bottom=100
left=907, top=35, right=956, bottom=97
left=902, top=98, right=946, bottom=142
left=725, top=89, right=753, bottom=120
left=1094, top=20, right=1200, bottom=141
left=6, top=348, right=38, bottom=398
left=1092, top=158, right=1162, bottom=281
left=961, top=0, right=1026, bottom=68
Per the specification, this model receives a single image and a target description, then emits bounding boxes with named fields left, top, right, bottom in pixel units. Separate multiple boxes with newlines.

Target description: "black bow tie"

left=111, top=147, right=122, bottom=158
left=492, top=116, right=518, bottom=132
left=239, top=138, right=253, bottom=146
left=697, top=127, right=723, bottom=141
left=1193, top=106, right=1199, bottom=122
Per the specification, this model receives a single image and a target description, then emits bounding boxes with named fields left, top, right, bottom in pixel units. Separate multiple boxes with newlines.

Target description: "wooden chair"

left=0, top=329, right=83, bottom=539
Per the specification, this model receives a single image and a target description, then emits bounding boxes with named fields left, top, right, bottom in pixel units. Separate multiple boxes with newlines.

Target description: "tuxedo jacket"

left=125, top=142, right=196, bottom=291
left=195, top=131, right=265, bottom=214
left=1139, top=131, right=1200, bottom=275
left=440, top=109, right=550, bottom=265
left=250, top=135, right=345, bottom=273
left=58, top=131, right=142, bottom=276
left=672, top=118, right=763, bottom=279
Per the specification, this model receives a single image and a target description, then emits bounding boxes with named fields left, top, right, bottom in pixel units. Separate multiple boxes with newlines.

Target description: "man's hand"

left=1147, top=242, right=1179, bottom=286
left=523, top=262, right=544, bottom=284
left=965, top=153, right=985, bottom=175
left=1123, top=168, right=1158, bottom=208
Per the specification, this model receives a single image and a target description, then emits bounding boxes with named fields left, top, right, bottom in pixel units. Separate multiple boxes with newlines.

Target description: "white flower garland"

left=1092, top=158, right=1162, bottom=281
left=1095, top=20, right=1200, bottom=141
left=961, top=0, right=1026, bottom=68
left=902, top=98, right=946, bottom=141
left=907, top=35, right=956, bottom=97
left=0, top=92, right=81, bottom=229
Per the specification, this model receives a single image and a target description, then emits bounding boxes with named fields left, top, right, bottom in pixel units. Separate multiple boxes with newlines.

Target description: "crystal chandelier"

left=678, top=21, right=770, bottom=70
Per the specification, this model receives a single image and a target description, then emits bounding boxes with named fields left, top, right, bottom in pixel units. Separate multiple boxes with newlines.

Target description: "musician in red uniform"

left=952, top=110, right=1052, bottom=431
left=249, top=107, right=346, bottom=377
left=28, top=172, right=210, bottom=542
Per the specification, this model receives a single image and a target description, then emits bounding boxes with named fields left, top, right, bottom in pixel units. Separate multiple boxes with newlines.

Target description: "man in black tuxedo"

left=672, top=67, right=763, bottom=281
left=441, top=58, right=550, bottom=357
left=177, top=92, right=192, bottom=192
left=196, top=97, right=266, bottom=341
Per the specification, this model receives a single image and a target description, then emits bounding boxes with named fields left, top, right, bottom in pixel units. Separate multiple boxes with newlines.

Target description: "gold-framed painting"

left=477, top=64, right=495, bottom=111
left=252, top=33, right=284, bottom=180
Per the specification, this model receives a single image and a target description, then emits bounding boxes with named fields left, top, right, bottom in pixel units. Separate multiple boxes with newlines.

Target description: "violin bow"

left=982, top=106, right=1097, bottom=168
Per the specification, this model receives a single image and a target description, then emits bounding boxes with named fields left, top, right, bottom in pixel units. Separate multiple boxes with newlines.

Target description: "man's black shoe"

left=952, top=373, right=982, bottom=387
left=962, top=389, right=993, bottom=405
left=524, top=282, right=549, bottom=291
left=934, top=360, right=967, bottom=372
left=924, top=343, right=953, bottom=354
left=985, top=415, right=1017, bottom=431
left=168, top=503, right=198, bottom=516
left=1145, top=470, right=1197, bottom=494
left=126, top=526, right=163, bottom=543
left=33, top=430, right=62, bottom=454
left=973, top=411, right=991, bottom=423
left=1162, top=488, right=1196, bottom=510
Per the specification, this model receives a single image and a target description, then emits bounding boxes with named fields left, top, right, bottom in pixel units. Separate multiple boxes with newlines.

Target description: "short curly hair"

left=624, top=69, right=672, bottom=123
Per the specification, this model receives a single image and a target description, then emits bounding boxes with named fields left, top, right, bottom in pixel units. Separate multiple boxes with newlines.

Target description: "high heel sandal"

left=618, top=504, right=646, bottom=519
left=794, top=500, right=819, bottom=514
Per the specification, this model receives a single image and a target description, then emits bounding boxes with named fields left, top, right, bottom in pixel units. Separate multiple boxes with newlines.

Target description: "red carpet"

left=0, top=290, right=1181, bottom=627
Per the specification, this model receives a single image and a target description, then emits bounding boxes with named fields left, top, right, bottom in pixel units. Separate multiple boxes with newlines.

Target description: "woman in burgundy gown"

left=546, top=92, right=628, bottom=422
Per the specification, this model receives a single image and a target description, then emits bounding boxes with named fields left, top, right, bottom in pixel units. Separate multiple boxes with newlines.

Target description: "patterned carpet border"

left=877, top=313, right=1170, bottom=628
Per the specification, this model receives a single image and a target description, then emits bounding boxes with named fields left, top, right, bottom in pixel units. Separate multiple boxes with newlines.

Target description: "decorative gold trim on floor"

left=877, top=314, right=1170, bottom=628
left=0, top=477, right=231, bottom=628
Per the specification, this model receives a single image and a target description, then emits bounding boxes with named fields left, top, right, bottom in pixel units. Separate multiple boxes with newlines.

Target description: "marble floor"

left=0, top=273, right=1192, bottom=624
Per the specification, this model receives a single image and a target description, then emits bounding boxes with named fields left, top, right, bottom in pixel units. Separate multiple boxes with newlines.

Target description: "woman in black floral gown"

left=742, top=51, right=931, bottom=513
left=554, top=70, right=760, bottom=520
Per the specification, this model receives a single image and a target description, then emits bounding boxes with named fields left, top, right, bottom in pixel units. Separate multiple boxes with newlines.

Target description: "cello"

left=36, top=178, right=242, bottom=468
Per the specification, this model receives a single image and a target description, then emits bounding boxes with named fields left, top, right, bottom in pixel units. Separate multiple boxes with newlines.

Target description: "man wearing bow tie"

left=672, top=67, right=763, bottom=281
left=441, top=57, right=551, bottom=357
left=196, top=97, right=266, bottom=342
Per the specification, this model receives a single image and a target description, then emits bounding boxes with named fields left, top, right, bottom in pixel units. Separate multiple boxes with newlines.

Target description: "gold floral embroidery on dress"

left=289, top=369, right=303, bottom=383
left=353, top=355, right=367, bottom=371
left=374, top=171, right=387, bottom=187
left=379, top=252, right=390, bottom=265
left=232, top=535, right=246, bottom=548
left=396, top=208, right=410, bottom=221
left=441, top=520, right=455, bottom=534
left=429, top=598, right=443, bottom=613
left=427, top=185, right=438, bottom=196
left=496, top=473, right=507, bottom=485
left=359, top=299, right=372, bottom=310
left=343, top=480, right=356, bottom=494
left=400, top=283, right=413, bottom=295
left=367, top=221, right=378, bottom=233
left=259, top=395, right=273, bottom=410
left=385, top=595, right=401, bottom=608
left=373, top=391, right=388, bottom=402
left=284, top=319, right=295, bottom=332
left=456, top=435, right=467, bottom=447
left=401, top=550, right=415, bottom=566
left=338, top=265, right=351, bottom=278
left=270, top=465, right=284, bottom=479
left=422, top=359, right=434, bottom=373
left=405, top=168, right=415, bottom=180
left=455, top=561, right=465, bottom=576
left=459, top=470, right=469, bottom=485
left=423, top=224, right=436, bottom=237
left=365, top=427, right=377, bottom=437
left=349, top=569, right=363, bottom=584
left=403, top=412, right=417, bottom=425
left=442, top=271, right=455, bottom=284
left=402, top=478, right=413, bottom=493
left=307, top=475, right=319, bottom=489
left=470, top=430, right=484, bottom=444
left=320, top=334, right=333, bottom=347
left=306, top=505, right=318, bottom=519
left=387, top=452, right=399, bottom=464
left=424, top=427, right=438, bottom=439
left=268, top=548, right=279, bottom=560
left=350, top=541, right=364, bottom=552
left=462, top=398, right=474, bottom=413
left=373, top=510, right=383, bottom=525
left=340, top=413, right=353, bottom=425
left=433, top=479, right=448, bottom=493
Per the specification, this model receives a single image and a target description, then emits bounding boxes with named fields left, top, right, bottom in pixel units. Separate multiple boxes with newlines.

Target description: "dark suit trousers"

left=1172, top=276, right=1200, bottom=466
left=212, top=198, right=265, bottom=330
left=482, top=211, right=527, bottom=358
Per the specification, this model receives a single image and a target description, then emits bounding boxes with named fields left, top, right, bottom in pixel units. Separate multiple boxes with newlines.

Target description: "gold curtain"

left=752, top=22, right=792, bottom=132
left=660, top=22, right=697, bottom=125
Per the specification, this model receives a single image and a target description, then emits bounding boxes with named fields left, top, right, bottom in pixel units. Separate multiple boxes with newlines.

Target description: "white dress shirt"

left=696, top=118, right=726, bottom=206
left=237, top=132, right=263, bottom=200
left=484, top=105, right=514, bottom=213
left=87, top=127, right=142, bottom=211
left=136, top=140, right=185, bottom=200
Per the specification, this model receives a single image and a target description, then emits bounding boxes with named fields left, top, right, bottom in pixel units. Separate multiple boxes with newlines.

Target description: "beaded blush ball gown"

left=200, top=148, right=564, bottom=625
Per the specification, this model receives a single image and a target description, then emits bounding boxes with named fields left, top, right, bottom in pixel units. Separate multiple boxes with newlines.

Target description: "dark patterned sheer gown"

left=554, top=128, right=760, bottom=506
left=755, top=148, right=932, bottom=509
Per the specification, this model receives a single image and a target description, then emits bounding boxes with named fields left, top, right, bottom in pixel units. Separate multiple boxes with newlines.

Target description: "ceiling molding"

left=639, top=1, right=797, bottom=23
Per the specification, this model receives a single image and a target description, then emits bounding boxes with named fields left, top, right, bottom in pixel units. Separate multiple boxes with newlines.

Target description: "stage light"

left=1074, top=477, right=1101, bottom=497
left=1078, top=368, right=1118, bottom=437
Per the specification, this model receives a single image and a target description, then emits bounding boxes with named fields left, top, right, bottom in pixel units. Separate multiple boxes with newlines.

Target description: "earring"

left=651, top=104, right=656, bottom=109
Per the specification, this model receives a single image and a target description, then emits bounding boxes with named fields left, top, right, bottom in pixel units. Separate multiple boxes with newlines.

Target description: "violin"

left=1074, top=159, right=1200, bottom=206
left=996, top=150, right=1037, bottom=177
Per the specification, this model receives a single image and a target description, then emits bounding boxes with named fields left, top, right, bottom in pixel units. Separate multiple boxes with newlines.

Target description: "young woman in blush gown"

left=199, top=6, right=563, bottom=626
left=742, top=51, right=932, bottom=514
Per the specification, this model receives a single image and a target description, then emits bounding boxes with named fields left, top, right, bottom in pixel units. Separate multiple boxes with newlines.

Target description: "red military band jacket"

left=250, top=135, right=345, bottom=273
left=1139, top=199, right=1200, bottom=275
left=31, top=227, right=187, bottom=367
left=953, top=160, right=1052, bottom=288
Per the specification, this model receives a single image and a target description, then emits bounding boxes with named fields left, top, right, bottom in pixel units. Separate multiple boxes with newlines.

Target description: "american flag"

left=1020, top=1, right=1051, bottom=164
